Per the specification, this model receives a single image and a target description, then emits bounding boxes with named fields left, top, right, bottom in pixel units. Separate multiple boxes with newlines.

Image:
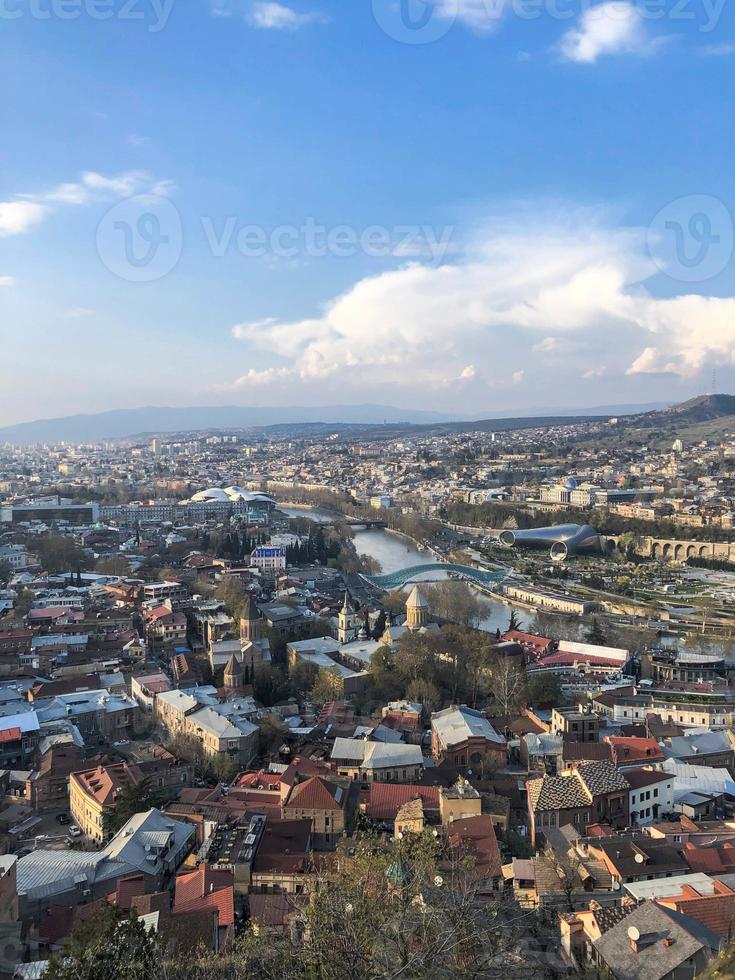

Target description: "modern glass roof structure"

left=498, top=524, right=604, bottom=562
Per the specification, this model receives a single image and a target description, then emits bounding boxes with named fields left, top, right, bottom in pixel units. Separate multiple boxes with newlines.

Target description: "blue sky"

left=1, top=0, right=734, bottom=423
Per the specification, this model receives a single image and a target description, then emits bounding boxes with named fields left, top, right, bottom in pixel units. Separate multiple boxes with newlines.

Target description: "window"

left=654, top=789, right=658, bottom=798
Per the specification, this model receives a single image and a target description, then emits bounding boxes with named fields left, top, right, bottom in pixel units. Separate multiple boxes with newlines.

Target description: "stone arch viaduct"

left=605, top=535, right=735, bottom=563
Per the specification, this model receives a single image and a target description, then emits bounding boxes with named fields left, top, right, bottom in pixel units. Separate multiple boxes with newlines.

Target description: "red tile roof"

left=683, top=842, right=735, bottom=874
left=248, top=893, right=295, bottom=929
left=657, top=881, right=735, bottom=936
left=448, top=815, right=502, bottom=880
left=71, top=763, right=136, bottom=807
left=605, top=737, right=665, bottom=764
left=233, top=769, right=284, bottom=791
left=174, top=864, right=235, bottom=926
left=286, top=776, right=345, bottom=811
left=364, top=783, right=441, bottom=821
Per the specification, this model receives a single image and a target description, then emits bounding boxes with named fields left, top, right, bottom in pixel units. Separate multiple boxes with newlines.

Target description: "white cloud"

left=511, top=369, right=525, bottom=384
left=0, top=171, right=172, bottom=237
left=532, top=336, right=579, bottom=354
left=227, top=207, right=735, bottom=393
left=583, top=366, right=608, bottom=379
left=558, top=2, right=659, bottom=64
left=0, top=201, right=48, bottom=237
left=625, top=294, right=735, bottom=376
left=232, top=366, right=295, bottom=385
left=434, top=0, right=512, bottom=34
left=0, top=276, right=15, bottom=286
left=247, top=1, right=326, bottom=29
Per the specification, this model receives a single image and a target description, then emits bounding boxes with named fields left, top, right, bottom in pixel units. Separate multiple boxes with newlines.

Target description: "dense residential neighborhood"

left=2, top=403, right=735, bottom=976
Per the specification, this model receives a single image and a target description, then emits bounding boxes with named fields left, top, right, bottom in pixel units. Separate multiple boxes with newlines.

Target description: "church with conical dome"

left=405, top=585, right=429, bottom=630
left=220, top=596, right=271, bottom=692
left=380, top=584, right=438, bottom=647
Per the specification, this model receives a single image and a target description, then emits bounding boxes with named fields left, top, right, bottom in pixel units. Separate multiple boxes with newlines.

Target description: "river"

left=354, top=526, right=516, bottom=633
left=279, top=505, right=540, bottom=634
left=279, top=506, right=336, bottom=524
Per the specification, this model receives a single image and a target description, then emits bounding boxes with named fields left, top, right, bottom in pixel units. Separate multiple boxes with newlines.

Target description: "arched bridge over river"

left=362, top=563, right=509, bottom=590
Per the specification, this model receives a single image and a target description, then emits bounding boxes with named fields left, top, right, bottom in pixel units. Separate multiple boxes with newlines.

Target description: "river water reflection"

left=280, top=507, right=517, bottom=635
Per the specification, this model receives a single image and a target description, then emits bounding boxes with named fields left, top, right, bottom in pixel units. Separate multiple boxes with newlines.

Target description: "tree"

left=311, top=666, right=344, bottom=705
left=95, top=556, right=130, bottom=577
left=212, top=752, right=238, bottom=783
left=394, top=631, right=440, bottom=688
left=371, top=609, right=387, bottom=640
left=290, top=659, right=319, bottom=695
left=694, top=594, right=716, bottom=634
left=544, top=844, right=582, bottom=913
left=162, top=733, right=212, bottom=782
left=423, top=581, right=486, bottom=628
left=253, top=664, right=291, bottom=707
left=44, top=831, right=560, bottom=979
left=405, top=678, right=441, bottom=714
left=212, top=577, right=248, bottom=622
left=102, top=777, right=165, bottom=838
left=584, top=617, right=607, bottom=645
left=360, top=554, right=382, bottom=576
left=34, top=533, right=89, bottom=574
left=489, top=654, right=528, bottom=716
left=527, top=672, right=562, bottom=708
left=368, top=645, right=403, bottom=703
left=382, top=588, right=410, bottom=618
left=45, top=904, right=158, bottom=980
left=507, top=608, right=524, bottom=633
left=11, top=587, right=34, bottom=619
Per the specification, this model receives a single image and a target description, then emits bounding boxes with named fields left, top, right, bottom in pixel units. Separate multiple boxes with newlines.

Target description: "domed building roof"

left=564, top=477, right=578, bottom=490
left=189, top=486, right=276, bottom=505
left=406, top=585, right=428, bottom=609
left=190, top=487, right=231, bottom=502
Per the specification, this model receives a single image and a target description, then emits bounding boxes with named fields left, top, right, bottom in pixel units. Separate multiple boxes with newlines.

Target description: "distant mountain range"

left=0, top=395, right=729, bottom=445
left=0, top=404, right=461, bottom=445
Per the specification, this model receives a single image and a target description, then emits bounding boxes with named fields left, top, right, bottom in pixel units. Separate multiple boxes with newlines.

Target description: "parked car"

left=56, top=813, right=70, bottom=825
left=68, top=825, right=82, bottom=838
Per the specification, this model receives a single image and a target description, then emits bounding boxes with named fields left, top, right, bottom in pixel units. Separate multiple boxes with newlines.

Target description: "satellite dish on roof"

left=612, top=881, right=621, bottom=891
left=634, top=853, right=645, bottom=863
left=628, top=926, right=640, bottom=942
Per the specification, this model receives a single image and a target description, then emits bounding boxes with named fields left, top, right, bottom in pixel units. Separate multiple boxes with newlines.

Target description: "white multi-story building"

left=0, top=545, right=33, bottom=571
left=250, top=546, right=286, bottom=576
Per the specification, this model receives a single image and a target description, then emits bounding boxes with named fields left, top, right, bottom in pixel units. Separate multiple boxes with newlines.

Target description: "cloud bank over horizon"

left=227, top=207, right=735, bottom=403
